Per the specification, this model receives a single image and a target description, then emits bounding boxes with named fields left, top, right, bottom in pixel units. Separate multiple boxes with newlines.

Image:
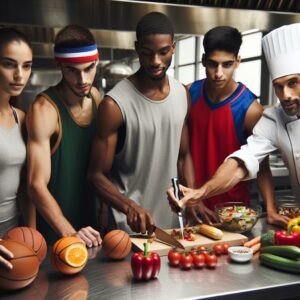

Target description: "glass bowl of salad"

left=214, top=202, right=261, bottom=233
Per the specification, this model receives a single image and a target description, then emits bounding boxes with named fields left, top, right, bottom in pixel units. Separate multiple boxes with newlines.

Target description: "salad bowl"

left=214, top=202, right=261, bottom=233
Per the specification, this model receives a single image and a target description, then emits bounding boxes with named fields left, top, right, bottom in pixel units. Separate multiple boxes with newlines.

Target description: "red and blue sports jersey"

left=189, top=79, right=257, bottom=210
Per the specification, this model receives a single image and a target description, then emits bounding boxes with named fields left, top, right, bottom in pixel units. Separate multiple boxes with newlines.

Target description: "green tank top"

left=37, top=87, right=98, bottom=244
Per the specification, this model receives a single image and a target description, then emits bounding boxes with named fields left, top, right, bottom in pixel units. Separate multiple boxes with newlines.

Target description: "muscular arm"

left=168, top=158, right=248, bottom=211
left=87, top=96, right=154, bottom=234
left=16, top=110, right=36, bottom=228
left=177, top=86, right=194, bottom=188
left=26, top=97, right=76, bottom=237
left=244, top=101, right=287, bottom=226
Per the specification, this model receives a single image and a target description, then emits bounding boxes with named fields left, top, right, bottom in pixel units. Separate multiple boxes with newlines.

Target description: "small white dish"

left=228, top=246, right=253, bottom=263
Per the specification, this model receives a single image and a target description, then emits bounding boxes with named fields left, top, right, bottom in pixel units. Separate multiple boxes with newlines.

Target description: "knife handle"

left=171, top=177, right=181, bottom=200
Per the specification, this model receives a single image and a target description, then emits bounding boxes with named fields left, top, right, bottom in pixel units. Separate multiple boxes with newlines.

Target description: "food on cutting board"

left=171, top=224, right=223, bottom=241
left=171, top=227, right=197, bottom=241
left=215, top=202, right=260, bottom=233
left=259, top=245, right=300, bottom=274
left=196, top=224, right=223, bottom=240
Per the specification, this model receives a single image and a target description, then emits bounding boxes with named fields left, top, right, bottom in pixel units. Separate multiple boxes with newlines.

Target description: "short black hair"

left=136, top=12, right=174, bottom=41
left=55, top=24, right=95, bottom=47
left=203, top=26, right=242, bottom=56
left=0, top=27, right=32, bottom=52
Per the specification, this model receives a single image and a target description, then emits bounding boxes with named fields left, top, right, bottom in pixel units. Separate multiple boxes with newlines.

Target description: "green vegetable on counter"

left=260, top=245, right=300, bottom=260
left=261, top=230, right=275, bottom=247
left=260, top=253, right=300, bottom=274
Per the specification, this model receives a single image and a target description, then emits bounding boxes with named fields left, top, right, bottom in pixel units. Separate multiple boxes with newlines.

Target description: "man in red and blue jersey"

left=187, top=26, right=275, bottom=224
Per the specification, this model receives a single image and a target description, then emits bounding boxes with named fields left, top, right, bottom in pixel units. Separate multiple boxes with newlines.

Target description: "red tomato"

left=196, top=246, right=208, bottom=255
left=205, top=253, right=218, bottom=268
left=189, top=248, right=197, bottom=257
left=168, top=249, right=181, bottom=267
left=213, top=243, right=223, bottom=256
left=221, top=243, right=230, bottom=254
left=180, top=253, right=193, bottom=270
left=193, top=253, right=206, bottom=268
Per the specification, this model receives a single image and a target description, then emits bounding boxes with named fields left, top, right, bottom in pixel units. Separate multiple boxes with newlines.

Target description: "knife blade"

left=172, top=177, right=185, bottom=240
left=153, top=225, right=185, bottom=250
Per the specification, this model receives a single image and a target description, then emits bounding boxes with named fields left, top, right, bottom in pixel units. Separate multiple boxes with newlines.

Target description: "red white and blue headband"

left=54, top=44, right=99, bottom=63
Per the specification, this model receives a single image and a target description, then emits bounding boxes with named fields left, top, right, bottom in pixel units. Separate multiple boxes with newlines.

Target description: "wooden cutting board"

left=130, top=229, right=248, bottom=256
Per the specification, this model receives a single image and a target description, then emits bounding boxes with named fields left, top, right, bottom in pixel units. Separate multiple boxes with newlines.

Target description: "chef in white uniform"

left=167, top=23, right=300, bottom=227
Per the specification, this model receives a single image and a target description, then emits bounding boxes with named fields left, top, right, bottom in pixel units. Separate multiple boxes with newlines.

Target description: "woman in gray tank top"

left=0, top=28, right=34, bottom=269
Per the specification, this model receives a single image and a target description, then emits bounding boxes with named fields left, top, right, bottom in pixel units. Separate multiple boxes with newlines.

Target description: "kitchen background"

left=1, top=0, right=299, bottom=206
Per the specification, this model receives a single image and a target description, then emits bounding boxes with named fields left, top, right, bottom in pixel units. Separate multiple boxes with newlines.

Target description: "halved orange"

left=63, top=244, right=88, bottom=267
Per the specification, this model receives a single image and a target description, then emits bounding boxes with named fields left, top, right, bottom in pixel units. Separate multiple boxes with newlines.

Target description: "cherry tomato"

left=213, top=243, right=223, bottom=256
left=196, top=246, right=208, bottom=255
left=193, top=252, right=206, bottom=268
left=189, top=248, right=197, bottom=257
left=168, top=249, right=181, bottom=267
left=221, top=243, right=230, bottom=254
left=205, top=253, right=218, bottom=268
left=180, top=253, right=193, bottom=270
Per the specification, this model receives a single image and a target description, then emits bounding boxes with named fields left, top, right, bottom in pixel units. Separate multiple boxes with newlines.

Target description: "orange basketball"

left=102, top=230, right=132, bottom=259
left=51, top=237, right=88, bottom=275
left=0, top=239, right=40, bottom=290
left=4, top=226, right=47, bottom=262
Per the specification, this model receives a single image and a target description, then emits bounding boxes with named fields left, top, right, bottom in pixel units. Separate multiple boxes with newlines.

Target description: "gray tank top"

left=107, top=76, right=187, bottom=231
left=0, top=107, right=26, bottom=224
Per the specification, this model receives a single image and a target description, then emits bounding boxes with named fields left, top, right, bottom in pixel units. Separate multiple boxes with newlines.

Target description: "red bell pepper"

left=274, top=229, right=300, bottom=247
left=131, top=242, right=161, bottom=281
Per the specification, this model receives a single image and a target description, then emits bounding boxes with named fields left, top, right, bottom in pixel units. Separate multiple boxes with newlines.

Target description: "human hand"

left=167, top=184, right=203, bottom=212
left=185, top=202, right=219, bottom=226
left=0, top=240, right=14, bottom=270
left=126, top=203, right=154, bottom=235
left=267, top=210, right=290, bottom=228
left=87, top=244, right=102, bottom=260
left=75, top=226, right=102, bottom=248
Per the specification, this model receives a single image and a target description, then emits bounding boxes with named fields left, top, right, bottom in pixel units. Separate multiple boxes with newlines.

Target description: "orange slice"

left=64, top=244, right=88, bottom=267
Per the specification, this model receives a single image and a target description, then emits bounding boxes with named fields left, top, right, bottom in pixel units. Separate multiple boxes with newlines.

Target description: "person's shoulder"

left=107, top=78, right=129, bottom=92
left=263, top=104, right=278, bottom=115
left=239, top=82, right=257, bottom=98
left=29, top=92, right=58, bottom=119
left=261, top=104, right=281, bottom=123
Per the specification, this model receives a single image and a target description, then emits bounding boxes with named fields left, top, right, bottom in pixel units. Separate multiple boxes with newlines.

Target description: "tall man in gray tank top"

left=88, top=12, right=194, bottom=234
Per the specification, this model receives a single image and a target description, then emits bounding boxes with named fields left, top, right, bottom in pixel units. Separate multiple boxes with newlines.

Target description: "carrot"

left=244, top=235, right=261, bottom=248
left=250, top=242, right=261, bottom=254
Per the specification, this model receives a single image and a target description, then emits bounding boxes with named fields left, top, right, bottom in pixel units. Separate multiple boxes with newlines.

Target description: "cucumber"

left=260, top=245, right=300, bottom=260
left=260, top=253, right=300, bottom=274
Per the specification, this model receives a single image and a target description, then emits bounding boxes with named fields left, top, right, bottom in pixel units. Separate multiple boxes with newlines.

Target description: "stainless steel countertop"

left=1, top=218, right=300, bottom=300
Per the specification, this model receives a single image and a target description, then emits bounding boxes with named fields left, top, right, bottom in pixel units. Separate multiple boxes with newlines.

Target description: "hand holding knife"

left=172, top=177, right=185, bottom=239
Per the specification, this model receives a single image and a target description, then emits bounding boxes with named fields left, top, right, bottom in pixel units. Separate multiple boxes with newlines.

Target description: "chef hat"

left=262, top=23, right=300, bottom=80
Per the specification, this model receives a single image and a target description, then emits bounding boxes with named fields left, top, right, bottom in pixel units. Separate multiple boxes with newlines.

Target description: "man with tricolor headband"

left=88, top=12, right=193, bottom=234
left=27, top=24, right=102, bottom=246
left=167, top=23, right=300, bottom=228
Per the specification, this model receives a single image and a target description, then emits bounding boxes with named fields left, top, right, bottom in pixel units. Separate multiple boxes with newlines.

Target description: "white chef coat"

left=228, top=103, right=300, bottom=200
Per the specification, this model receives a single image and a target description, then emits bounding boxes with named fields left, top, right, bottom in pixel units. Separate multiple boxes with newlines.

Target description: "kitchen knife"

left=153, top=225, right=185, bottom=250
left=172, top=177, right=185, bottom=240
